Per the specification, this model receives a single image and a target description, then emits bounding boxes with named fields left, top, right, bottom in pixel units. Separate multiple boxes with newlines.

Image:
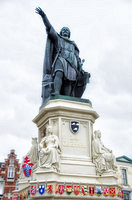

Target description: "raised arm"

left=35, top=7, right=52, bottom=31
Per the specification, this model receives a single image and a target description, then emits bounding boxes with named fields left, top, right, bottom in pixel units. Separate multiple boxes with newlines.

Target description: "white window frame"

left=10, top=159, right=14, bottom=165
left=7, top=167, right=14, bottom=179
left=122, top=168, right=127, bottom=185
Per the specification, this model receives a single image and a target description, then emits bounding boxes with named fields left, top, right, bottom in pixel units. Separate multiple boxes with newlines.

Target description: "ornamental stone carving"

left=92, top=130, right=117, bottom=175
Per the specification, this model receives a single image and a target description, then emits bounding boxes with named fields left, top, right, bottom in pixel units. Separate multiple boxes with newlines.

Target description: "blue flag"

left=39, top=184, right=45, bottom=195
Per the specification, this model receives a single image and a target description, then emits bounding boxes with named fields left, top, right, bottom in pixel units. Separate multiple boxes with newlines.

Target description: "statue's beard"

left=62, top=33, right=69, bottom=37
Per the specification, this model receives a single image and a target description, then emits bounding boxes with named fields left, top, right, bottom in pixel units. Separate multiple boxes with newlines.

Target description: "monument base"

left=16, top=97, right=122, bottom=199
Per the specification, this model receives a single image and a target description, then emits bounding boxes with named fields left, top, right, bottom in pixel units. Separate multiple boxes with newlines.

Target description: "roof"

left=116, top=155, right=132, bottom=164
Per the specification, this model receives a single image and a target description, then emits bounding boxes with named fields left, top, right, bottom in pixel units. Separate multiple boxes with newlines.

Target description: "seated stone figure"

left=92, top=130, right=117, bottom=175
left=39, top=125, right=61, bottom=171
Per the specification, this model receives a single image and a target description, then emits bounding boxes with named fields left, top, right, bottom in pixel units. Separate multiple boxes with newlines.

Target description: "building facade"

left=116, top=156, right=132, bottom=200
left=0, top=150, right=20, bottom=200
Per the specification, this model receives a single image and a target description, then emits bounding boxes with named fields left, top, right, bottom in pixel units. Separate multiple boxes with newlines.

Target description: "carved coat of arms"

left=39, top=184, right=45, bottom=195
left=70, top=120, right=80, bottom=134
left=30, top=185, right=36, bottom=195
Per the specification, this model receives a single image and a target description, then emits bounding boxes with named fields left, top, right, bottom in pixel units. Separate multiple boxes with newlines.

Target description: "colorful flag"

left=117, top=188, right=120, bottom=197
left=55, top=184, right=59, bottom=194
left=81, top=185, right=88, bottom=195
left=21, top=192, right=24, bottom=200
left=20, top=193, right=22, bottom=199
left=22, top=156, right=33, bottom=177
left=30, top=185, right=36, bottom=195
left=27, top=189, right=30, bottom=197
left=89, top=186, right=94, bottom=195
left=109, top=187, right=116, bottom=197
left=39, top=184, right=45, bottom=195
left=66, top=185, right=72, bottom=195
left=117, top=188, right=124, bottom=198
left=103, top=187, right=109, bottom=196
left=96, top=187, right=102, bottom=196
left=13, top=194, right=18, bottom=200
left=58, top=185, right=65, bottom=194
left=47, top=184, right=53, bottom=193
left=121, top=190, right=124, bottom=198
left=74, top=185, right=80, bottom=195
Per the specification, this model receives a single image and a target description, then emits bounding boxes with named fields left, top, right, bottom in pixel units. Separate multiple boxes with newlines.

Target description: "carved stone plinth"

left=16, top=96, right=121, bottom=200
left=33, top=97, right=98, bottom=175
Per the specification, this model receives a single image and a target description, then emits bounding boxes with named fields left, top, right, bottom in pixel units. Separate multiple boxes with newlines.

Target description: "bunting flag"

left=22, top=156, right=33, bottom=177
left=13, top=194, right=18, bottom=200
left=121, top=190, right=124, bottom=198
left=81, top=185, right=88, bottom=195
left=109, top=187, right=116, bottom=197
left=117, top=188, right=123, bottom=198
left=66, top=185, right=72, bottom=195
left=26, top=190, right=28, bottom=198
left=21, top=191, right=24, bottom=199
left=96, top=187, right=102, bottom=196
left=39, top=184, right=45, bottom=195
left=27, top=189, right=30, bottom=197
left=23, top=190, right=26, bottom=198
left=58, top=185, right=65, bottom=194
left=20, top=193, right=22, bottom=200
left=47, top=184, right=53, bottom=193
left=103, top=187, right=109, bottom=196
left=74, top=185, right=80, bottom=195
left=30, top=185, right=36, bottom=195
left=25, top=189, right=29, bottom=198
left=55, top=184, right=59, bottom=194
left=89, top=186, right=94, bottom=195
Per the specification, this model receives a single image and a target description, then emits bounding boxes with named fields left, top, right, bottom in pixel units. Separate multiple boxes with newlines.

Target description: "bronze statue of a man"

left=35, top=7, right=90, bottom=104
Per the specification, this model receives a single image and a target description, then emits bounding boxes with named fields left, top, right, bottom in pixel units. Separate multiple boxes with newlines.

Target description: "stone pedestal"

left=17, top=96, right=121, bottom=199
left=33, top=97, right=98, bottom=177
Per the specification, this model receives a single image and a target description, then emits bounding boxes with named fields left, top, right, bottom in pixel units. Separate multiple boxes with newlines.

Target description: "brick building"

left=0, top=150, right=20, bottom=200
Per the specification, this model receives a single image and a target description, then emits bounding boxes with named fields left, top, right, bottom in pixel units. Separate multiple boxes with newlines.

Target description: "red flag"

left=30, top=185, right=36, bottom=195
left=74, top=185, right=80, bottom=195
left=89, top=186, right=94, bottom=195
left=109, top=187, right=116, bottom=197
left=22, top=156, right=33, bottom=177
left=58, top=185, right=65, bottom=194
left=13, top=194, right=18, bottom=200
left=81, top=185, right=88, bottom=195
left=103, top=187, right=109, bottom=196
left=47, top=184, right=53, bottom=193
left=66, top=185, right=72, bottom=195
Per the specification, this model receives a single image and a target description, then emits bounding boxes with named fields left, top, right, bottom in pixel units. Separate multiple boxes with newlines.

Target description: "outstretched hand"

left=35, top=7, right=45, bottom=17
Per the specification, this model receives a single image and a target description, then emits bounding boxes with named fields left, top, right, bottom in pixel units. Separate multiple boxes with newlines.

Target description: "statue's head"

left=94, top=130, right=101, bottom=138
left=60, top=27, right=71, bottom=38
left=46, top=125, right=53, bottom=135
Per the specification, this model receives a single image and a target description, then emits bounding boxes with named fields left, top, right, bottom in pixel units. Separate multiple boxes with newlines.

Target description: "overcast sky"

left=0, top=0, right=132, bottom=162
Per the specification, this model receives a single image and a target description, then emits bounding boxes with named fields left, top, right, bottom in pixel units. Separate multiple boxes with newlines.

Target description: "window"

left=122, top=169, right=127, bottom=185
left=10, top=159, right=14, bottom=164
left=0, top=182, right=4, bottom=195
left=15, top=181, right=19, bottom=190
left=8, top=167, right=14, bottom=179
left=123, top=191, right=130, bottom=200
